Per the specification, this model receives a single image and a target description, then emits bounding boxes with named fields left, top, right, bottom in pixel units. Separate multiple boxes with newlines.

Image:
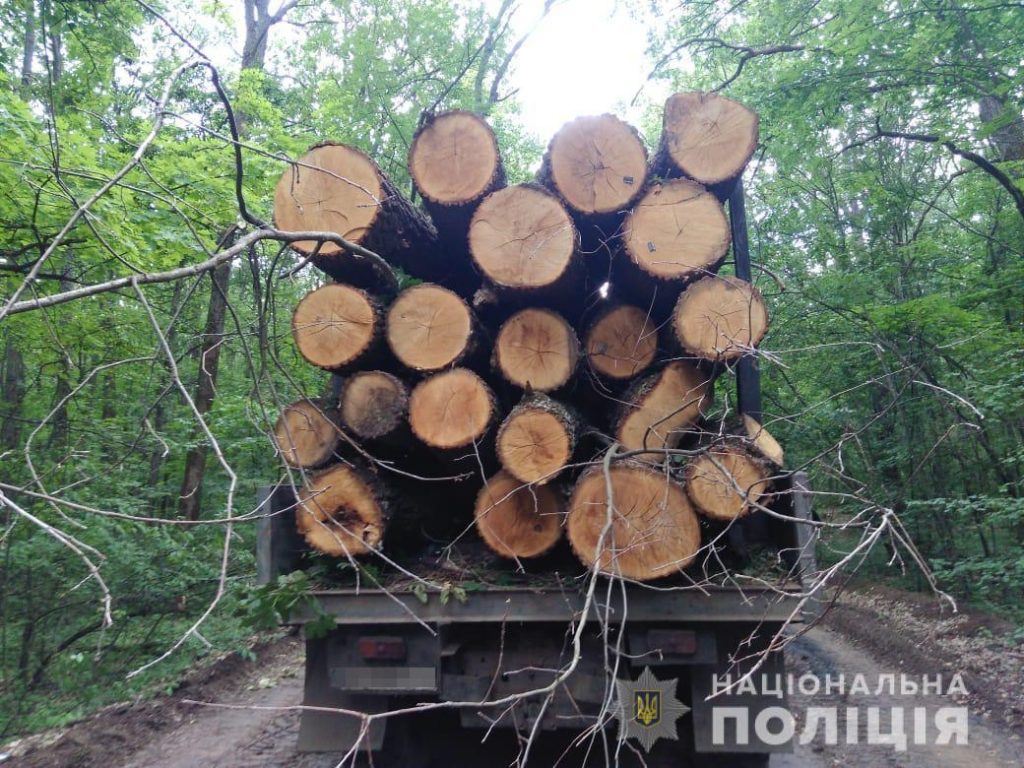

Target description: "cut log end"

left=297, top=464, right=386, bottom=557
left=659, top=92, right=759, bottom=185
left=410, top=111, right=502, bottom=206
left=624, top=179, right=731, bottom=281
left=684, top=447, right=771, bottom=521
left=292, top=283, right=380, bottom=370
left=497, top=395, right=576, bottom=484
left=616, top=362, right=713, bottom=452
left=469, top=185, right=577, bottom=290
left=408, top=368, right=495, bottom=449
left=567, top=463, right=701, bottom=581
left=495, top=308, right=580, bottom=392
left=387, top=283, right=473, bottom=371
left=544, top=114, right=648, bottom=214
left=475, top=471, right=564, bottom=559
left=273, top=143, right=383, bottom=255
left=672, top=276, right=768, bottom=361
left=742, top=414, right=785, bottom=467
left=585, top=304, right=658, bottom=380
left=272, top=399, right=340, bottom=468
left=339, top=371, right=409, bottom=440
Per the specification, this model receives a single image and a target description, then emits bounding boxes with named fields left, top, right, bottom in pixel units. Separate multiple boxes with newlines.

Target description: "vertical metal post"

left=727, top=181, right=762, bottom=422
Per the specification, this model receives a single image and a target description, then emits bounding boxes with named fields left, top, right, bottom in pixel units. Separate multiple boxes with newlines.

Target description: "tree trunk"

left=409, top=110, right=505, bottom=247
left=537, top=114, right=648, bottom=216
left=583, top=303, right=658, bottom=381
left=292, top=283, right=383, bottom=371
left=672, top=276, right=768, bottom=361
left=386, top=283, right=477, bottom=372
left=652, top=92, right=759, bottom=190
left=272, top=399, right=341, bottom=469
left=615, top=361, right=713, bottom=453
left=496, top=393, right=578, bottom=485
left=338, top=371, right=410, bottom=445
left=20, top=0, right=35, bottom=88
left=296, top=463, right=389, bottom=557
left=493, top=308, right=580, bottom=392
left=468, top=184, right=580, bottom=298
left=408, top=368, right=496, bottom=451
left=178, top=258, right=231, bottom=521
left=1, top=336, right=26, bottom=450
left=566, top=462, right=701, bottom=581
left=474, top=470, right=564, bottom=559
left=684, top=445, right=772, bottom=522
left=273, top=142, right=439, bottom=286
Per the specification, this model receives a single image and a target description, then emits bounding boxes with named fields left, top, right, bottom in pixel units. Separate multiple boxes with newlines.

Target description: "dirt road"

left=7, top=590, right=1023, bottom=767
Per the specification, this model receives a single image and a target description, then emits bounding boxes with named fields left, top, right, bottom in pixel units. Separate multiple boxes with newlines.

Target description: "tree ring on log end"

left=585, top=304, right=658, bottom=380
left=684, top=447, right=771, bottom=521
left=623, top=179, right=730, bottom=280
left=297, top=464, right=385, bottom=557
left=409, top=111, right=501, bottom=205
left=547, top=114, right=648, bottom=214
left=617, top=362, right=713, bottom=452
left=672, top=276, right=768, bottom=361
left=387, top=283, right=473, bottom=371
left=475, top=471, right=564, bottom=559
left=408, top=368, right=494, bottom=449
left=272, top=399, right=340, bottom=469
left=567, top=463, right=701, bottom=580
left=292, top=283, right=378, bottom=370
left=497, top=407, right=572, bottom=484
left=273, top=143, right=383, bottom=255
left=495, top=308, right=580, bottom=391
left=661, top=92, right=759, bottom=185
left=469, top=186, right=576, bottom=289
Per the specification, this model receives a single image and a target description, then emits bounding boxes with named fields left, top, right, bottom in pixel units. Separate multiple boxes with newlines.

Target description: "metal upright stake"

left=727, top=180, right=762, bottom=422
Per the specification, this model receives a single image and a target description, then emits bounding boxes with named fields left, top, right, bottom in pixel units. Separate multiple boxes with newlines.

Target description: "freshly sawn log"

left=584, top=304, right=658, bottom=380
left=496, top=393, right=578, bottom=485
left=292, top=283, right=382, bottom=371
left=296, top=463, right=388, bottom=557
left=408, top=368, right=496, bottom=450
left=615, top=361, right=712, bottom=452
left=338, top=371, right=409, bottom=443
left=386, top=283, right=475, bottom=372
left=494, top=308, right=580, bottom=392
left=274, top=142, right=438, bottom=282
left=567, top=462, right=701, bottom=581
left=474, top=470, right=564, bottom=559
left=672, top=276, right=768, bottom=361
left=684, top=446, right=771, bottom=521
left=272, top=399, right=340, bottom=469
left=653, top=92, right=759, bottom=187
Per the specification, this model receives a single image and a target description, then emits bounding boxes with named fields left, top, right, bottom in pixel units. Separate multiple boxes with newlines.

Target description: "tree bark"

left=1, top=336, right=26, bottom=450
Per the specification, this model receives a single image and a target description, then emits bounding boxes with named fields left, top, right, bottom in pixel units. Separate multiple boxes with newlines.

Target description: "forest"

left=1, top=0, right=1022, bottom=740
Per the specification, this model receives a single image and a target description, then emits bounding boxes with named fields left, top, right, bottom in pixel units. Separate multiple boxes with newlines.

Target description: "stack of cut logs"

left=272, top=93, right=786, bottom=582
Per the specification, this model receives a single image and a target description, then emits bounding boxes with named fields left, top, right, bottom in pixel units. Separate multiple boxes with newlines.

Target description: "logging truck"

left=260, top=96, right=820, bottom=765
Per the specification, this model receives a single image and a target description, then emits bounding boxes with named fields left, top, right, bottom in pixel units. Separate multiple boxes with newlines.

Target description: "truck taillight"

left=647, top=629, right=697, bottom=655
left=358, top=636, right=407, bottom=661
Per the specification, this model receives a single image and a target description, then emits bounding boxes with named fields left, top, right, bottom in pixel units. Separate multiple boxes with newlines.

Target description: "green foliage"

left=237, top=570, right=335, bottom=638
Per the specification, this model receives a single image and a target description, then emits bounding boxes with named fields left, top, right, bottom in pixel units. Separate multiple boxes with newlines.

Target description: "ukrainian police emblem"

left=615, top=668, right=690, bottom=751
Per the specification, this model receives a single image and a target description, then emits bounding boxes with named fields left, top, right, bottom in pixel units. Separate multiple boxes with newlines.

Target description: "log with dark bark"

left=672, top=276, right=768, bottom=361
left=292, top=283, right=382, bottom=371
left=409, top=111, right=505, bottom=244
left=296, top=463, right=388, bottom=557
left=474, top=470, right=564, bottom=559
left=615, top=361, right=713, bottom=453
left=652, top=92, right=759, bottom=188
left=537, top=114, right=648, bottom=216
left=566, top=462, right=701, bottom=581
left=386, top=283, right=476, bottom=372
left=274, top=142, right=439, bottom=285
left=621, top=179, right=730, bottom=285
left=468, top=185, right=580, bottom=296
left=684, top=445, right=771, bottom=522
left=583, top=303, right=658, bottom=381
left=408, top=368, right=496, bottom=450
left=338, top=371, right=409, bottom=444
left=272, top=399, right=341, bottom=468
left=496, top=393, right=578, bottom=485
left=493, top=308, right=580, bottom=392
